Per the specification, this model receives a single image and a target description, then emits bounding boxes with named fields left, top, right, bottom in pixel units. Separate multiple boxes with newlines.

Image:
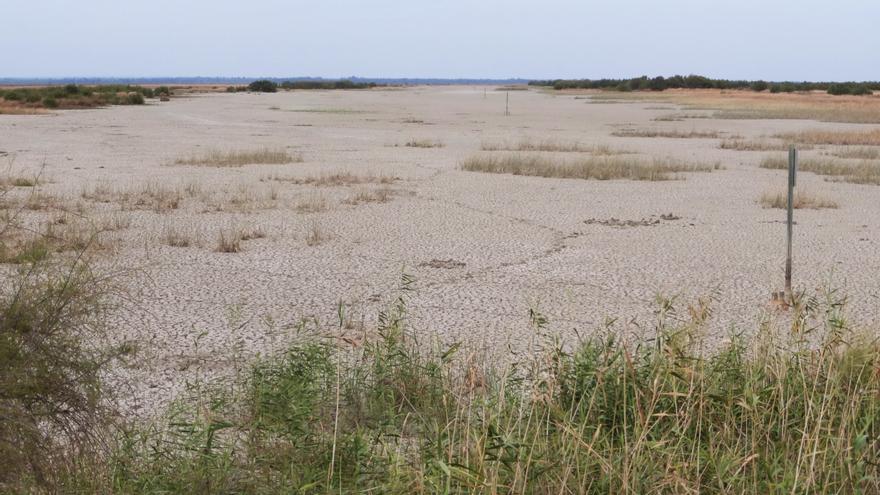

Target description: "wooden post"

left=785, top=146, right=797, bottom=301
left=505, top=91, right=509, bottom=116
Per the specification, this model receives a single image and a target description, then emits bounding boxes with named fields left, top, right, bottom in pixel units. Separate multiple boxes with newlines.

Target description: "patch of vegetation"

left=760, top=156, right=880, bottom=185
left=404, top=139, right=444, bottom=148
left=32, top=285, right=880, bottom=494
left=611, top=128, right=729, bottom=139
left=280, top=79, right=379, bottom=90
left=174, top=148, right=302, bottom=167
left=531, top=74, right=880, bottom=94
left=827, top=83, right=873, bottom=96
left=461, top=153, right=717, bottom=181
left=775, top=129, right=880, bottom=146
left=247, top=80, right=278, bottom=93
left=827, top=147, right=880, bottom=159
left=719, top=139, right=803, bottom=151
left=759, top=189, right=839, bottom=209
left=481, top=139, right=628, bottom=154
left=0, top=84, right=154, bottom=110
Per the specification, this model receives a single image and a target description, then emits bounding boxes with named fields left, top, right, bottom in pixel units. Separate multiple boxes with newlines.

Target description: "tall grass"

left=48, top=285, right=880, bottom=494
left=462, top=153, right=718, bottom=181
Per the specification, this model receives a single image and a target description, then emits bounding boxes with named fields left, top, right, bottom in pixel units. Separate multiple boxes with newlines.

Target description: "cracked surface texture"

left=2, top=86, right=879, bottom=414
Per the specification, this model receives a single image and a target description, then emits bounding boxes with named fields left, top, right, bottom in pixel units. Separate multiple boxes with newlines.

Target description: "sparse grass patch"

left=760, top=155, right=880, bottom=185
left=162, top=223, right=196, bottom=247
left=344, top=187, right=393, bottom=205
left=174, top=148, right=302, bottom=167
left=268, top=171, right=397, bottom=187
left=775, top=129, right=880, bottom=146
left=481, top=139, right=629, bottom=154
left=462, top=153, right=717, bottom=181
left=404, top=139, right=444, bottom=148
left=759, top=189, right=839, bottom=209
left=827, top=147, right=880, bottom=159
left=295, top=193, right=328, bottom=213
left=611, top=128, right=730, bottom=139
left=719, top=139, right=806, bottom=151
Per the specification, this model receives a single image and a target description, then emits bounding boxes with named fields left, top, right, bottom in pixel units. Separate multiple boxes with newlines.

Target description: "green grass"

left=34, top=284, right=880, bottom=494
left=462, top=153, right=718, bottom=181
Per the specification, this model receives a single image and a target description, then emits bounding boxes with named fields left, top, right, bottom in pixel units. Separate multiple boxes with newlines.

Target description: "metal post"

left=785, top=146, right=797, bottom=301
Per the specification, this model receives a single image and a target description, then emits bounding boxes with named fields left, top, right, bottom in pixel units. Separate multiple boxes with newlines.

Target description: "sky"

left=2, top=0, right=878, bottom=81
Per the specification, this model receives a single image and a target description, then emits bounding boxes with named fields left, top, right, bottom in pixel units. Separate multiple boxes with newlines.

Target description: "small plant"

left=162, top=223, right=195, bottom=247
left=305, top=221, right=326, bottom=246
left=215, top=227, right=242, bottom=253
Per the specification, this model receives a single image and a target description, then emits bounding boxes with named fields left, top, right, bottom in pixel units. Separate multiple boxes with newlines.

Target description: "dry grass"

left=461, top=153, right=718, bottom=181
left=760, top=155, right=880, bottom=185
left=775, top=129, right=880, bottom=146
left=295, top=193, right=328, bottom=213
left=719, top=139, right=807, bottom=151
left=0, top=175, right=39, bottom=188
left=162, top=223, right=195, bottom=248
left=267, top=171, right=397, bottom=187
left=611, top=128, right=729, bottom=139
left=305, top=221, right=327, bottom=246
left=759, top=189, right=839, bottom=209
left=588, top=89, right=880, bottom=123
left=81, top=182, right=182, bottom=213
left=344, top=187, right=392, bottom=205
left=827, top=147, right=880, bottom=159
left=480, top=139, right=629, bottom=154
left=215, top=226, right=243, bottom=253
left=404, top=139, right=444, bottom=148
left=174, top=148, right=303, bottom=167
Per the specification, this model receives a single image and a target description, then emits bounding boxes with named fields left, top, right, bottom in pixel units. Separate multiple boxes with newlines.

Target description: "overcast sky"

left=2, top=0, right=877, bottom=80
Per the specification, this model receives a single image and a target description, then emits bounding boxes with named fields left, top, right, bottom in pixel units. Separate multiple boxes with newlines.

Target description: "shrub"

left=248, top=80, right=278, bottom=93
left=63, top=84, right=80, bottom=95
left=750, top=80, right=769, bottom=92
left=0, top=251, right=125, bottom=489
left=41, top=97, right=58, bottom=108
left=126, top=93, right=145, bottom=105
left=3, top=90, right=21, bottom=101
left=154, top=86, right=171, bottom=97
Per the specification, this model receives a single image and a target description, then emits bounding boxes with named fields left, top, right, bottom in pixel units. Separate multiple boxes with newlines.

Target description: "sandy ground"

left=2, top=86, right=879, bottom=414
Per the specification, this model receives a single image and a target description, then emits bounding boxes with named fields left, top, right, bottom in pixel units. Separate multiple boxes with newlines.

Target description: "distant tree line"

left=529, top=75, right=878, bottom=95
left=228, top=79, right=382, bottom=93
